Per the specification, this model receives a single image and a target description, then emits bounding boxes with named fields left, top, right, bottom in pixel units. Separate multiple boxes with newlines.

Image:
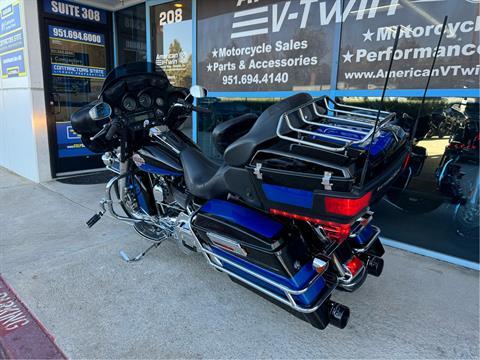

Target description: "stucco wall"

left=0, top=0, right=51, bottom=182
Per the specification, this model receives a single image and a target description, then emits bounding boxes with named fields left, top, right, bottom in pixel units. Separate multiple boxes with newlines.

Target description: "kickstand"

left=119, top=241, right=162, bottom=263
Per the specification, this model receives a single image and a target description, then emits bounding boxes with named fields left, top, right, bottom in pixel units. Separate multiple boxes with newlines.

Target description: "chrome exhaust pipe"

left=327, top=301, right=350, bottom=329
left=365, top=255, right=384, bottom=277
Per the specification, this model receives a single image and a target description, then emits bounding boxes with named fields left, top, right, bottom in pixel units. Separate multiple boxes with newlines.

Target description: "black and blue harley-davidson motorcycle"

left=72, top=62, right=411, bottom=330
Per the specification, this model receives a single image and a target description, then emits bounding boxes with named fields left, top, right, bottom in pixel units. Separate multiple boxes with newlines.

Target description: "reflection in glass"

left=340, top=96, right=479, bottom=263
left=150, top=1, right=192, bottom=88
left=115, top=3, right=147, bottom=66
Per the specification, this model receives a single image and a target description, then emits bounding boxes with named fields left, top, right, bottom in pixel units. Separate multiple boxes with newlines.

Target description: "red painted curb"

left=0, top=276, right=67, bottom=359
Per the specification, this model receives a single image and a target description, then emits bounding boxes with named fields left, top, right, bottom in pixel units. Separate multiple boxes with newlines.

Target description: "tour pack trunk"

left=244, top=96, right=410, bottom=227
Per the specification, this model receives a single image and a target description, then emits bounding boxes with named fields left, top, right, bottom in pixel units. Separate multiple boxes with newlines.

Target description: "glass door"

left=44, top=20, right=110, bottom=175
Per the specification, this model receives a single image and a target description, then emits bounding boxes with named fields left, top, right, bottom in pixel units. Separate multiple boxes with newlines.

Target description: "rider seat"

left=181, top=93, right=313, bottom=199
left=223, top=93, right=313, bottom=167
left=180, top=147, right=228, bottom=200
left=212, top=113, right=258, bottom=154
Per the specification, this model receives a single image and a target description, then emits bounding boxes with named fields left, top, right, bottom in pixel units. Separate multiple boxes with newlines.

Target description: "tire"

left=385, top=189, right=443, bottom=214
left=455, top=203, right=479, bottom=239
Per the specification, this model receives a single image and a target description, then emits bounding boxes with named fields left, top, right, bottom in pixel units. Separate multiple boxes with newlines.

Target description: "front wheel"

left=115, top=172, right=168, bottom=242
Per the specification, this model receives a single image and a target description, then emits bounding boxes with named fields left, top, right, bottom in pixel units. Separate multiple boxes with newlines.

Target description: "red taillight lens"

left=324, top=191, right=372, bottom=217
left=402, top=153, right=411, bottom=171
left=269, top=208, right=323, bottom=224
left=317, top=221, right=352, bottom=242
left=346, top=256, right=363, bottom=276
left=269, top=209, right=351, bottom=242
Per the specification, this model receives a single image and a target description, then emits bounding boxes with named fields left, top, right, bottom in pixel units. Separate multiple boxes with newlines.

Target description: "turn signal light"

left=269, top=208, right=352, bottom=242
left=312, top=257, right=329, bottom=274
left=324, top=191, right=372, bottom=217
left=346, top=256, right=363, bottom=276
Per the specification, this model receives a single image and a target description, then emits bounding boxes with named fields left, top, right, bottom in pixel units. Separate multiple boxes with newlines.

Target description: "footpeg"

left=86, top=211, right=105, bottom=228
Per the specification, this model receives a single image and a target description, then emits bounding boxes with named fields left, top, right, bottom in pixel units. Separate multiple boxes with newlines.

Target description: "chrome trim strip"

left=189, top=214, right=336, bottom=314
left=353, top=225, right=381, bottom=254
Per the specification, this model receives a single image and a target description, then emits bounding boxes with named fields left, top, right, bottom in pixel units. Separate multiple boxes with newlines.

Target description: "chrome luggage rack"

left=276, top=96, right=396, bottom=153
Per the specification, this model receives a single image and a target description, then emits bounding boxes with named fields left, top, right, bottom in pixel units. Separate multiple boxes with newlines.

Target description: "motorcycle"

left=71, top=62, right=411, bottom=330
left=426, top=104, right=469, bottom=139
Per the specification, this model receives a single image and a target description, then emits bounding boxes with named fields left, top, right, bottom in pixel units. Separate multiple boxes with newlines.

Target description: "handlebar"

left=105, top=119, right=122, bottom=141
left=90, top=102, right=211, bottom=142
left=191, top=104, right=211, bottom=114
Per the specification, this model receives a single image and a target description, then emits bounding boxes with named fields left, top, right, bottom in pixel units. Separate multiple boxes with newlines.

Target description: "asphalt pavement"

left=0, top=167, right=479, bottom=359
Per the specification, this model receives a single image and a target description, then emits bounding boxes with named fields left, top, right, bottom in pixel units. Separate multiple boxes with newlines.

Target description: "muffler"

left=365, top=255, right=384, bottom=277
left=327, top=301, right=350, bottom=329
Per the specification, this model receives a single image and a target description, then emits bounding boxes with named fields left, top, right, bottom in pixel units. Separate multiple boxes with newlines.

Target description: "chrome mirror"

left=189, top=85, right=208, bottom=99
left=89, top=101, right=112, bottom=121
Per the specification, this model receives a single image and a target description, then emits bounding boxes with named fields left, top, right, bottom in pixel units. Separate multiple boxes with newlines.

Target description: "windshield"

left=100, top=62, right=169, bottom=94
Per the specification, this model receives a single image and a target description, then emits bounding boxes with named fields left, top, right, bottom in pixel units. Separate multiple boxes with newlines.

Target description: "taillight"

left=315, top=220, right=352, bottom=242
left=345, top=256, right=363, bottom=276
left=402, top=153, right=411, bottom=171
left=324, top=191, right=372, bottom=217
left=269, top=208, right=323, bottom=224
left=269, top=208, right=352, bottom=242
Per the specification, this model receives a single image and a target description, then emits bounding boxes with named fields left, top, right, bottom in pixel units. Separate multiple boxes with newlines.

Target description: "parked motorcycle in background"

left=436, top=106, right=479, bottom=239
left=71, top=62, right=412, bottom=330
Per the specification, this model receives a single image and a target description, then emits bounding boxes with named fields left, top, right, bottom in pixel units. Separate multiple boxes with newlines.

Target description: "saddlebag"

left=191, top=199, right=337, bottom=329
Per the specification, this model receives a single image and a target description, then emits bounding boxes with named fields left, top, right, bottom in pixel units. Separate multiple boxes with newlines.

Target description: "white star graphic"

left=363, top=29, right=374, bottom=42
left=403, top=24, right=413, bottom=36
left=212, top=48, right=218, bottom=58
left=207, top=63, right=213, bottom=71
left=342, top=50, right=354, bottom=63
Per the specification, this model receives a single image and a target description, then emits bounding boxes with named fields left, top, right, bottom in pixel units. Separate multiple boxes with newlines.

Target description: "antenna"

left=410, top=16, right=448, bottom=146
left=359, top=25, right=402, bottom=187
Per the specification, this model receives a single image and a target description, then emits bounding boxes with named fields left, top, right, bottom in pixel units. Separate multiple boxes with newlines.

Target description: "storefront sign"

left=0, top=28, right=22, bottom=54
left=0, top=0, right=26, bottom=78
left=197, top=0, right=479, bottom=92
left=48, top=25, right=105, bottom=46
left=1, top=49, right=24, bottom=77
left=151, top=1, right=192, bottom=88
left=197, top=0, right=338, bottom=92
left=0, top=0, right=20, bottom=36
left=48, top=25, right=106, bottom=80
left=337, top=0, right=480, bottom=90
left=51, top=63, right=106, bottom=79
left=43, top=0, right=107, bottom=24
left=56, top=123, right=93, bottom=158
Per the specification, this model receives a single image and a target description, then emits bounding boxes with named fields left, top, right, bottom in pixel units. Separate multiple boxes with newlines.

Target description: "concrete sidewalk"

left=0, top=167, right=479, bottom=359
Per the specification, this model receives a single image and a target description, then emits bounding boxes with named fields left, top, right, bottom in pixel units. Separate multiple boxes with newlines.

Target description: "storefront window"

left=197, top=98, right=278, bottom=159
left=337, top=1, right=479, bottom=90
left=197, top=0, right=334, bottom=92
left=341, top=96, right=479, bottom=262
left=115, top=3, right=147, bottom=66
left=150, top=1, right=192, bottom=88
